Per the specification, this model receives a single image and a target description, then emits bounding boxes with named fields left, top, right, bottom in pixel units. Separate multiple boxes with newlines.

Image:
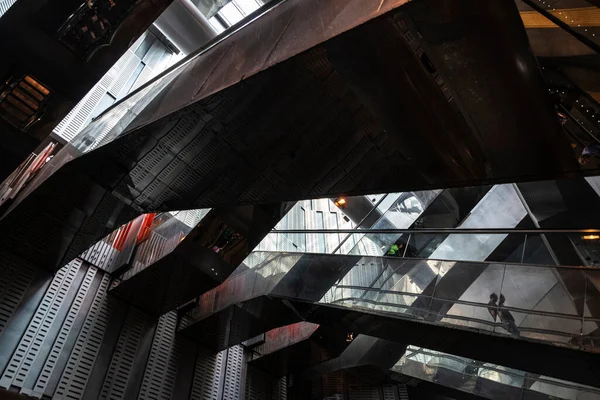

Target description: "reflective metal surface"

left=109, top=202, right=290, bottom=314
left=182, top=252, right=600, bottom=353
left=0, top=0, right=593, bottom=276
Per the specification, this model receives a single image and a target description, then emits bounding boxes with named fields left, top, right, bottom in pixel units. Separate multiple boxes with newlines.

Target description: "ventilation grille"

left=0, top=75, right=50, bottom=130
left=55, top=273, right=113, bottom=399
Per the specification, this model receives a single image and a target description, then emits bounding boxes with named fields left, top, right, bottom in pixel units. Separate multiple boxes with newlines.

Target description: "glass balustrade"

left=393, top=345, right=600, bottom=400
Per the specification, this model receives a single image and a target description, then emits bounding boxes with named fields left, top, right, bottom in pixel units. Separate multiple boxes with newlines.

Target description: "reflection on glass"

left=393, top=345, right=600, bottom=400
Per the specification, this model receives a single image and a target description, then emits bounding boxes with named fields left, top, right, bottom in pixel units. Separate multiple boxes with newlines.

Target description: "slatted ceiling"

left=98, top=307, right=148, bottom=400
left=54, top=273, right=113, bottom=400
left=0, top=260, right=81, bottom=390
left=190, top=345, right=223, bottom=400
left=137, top=312, right=179, bottom=400
left=32, top=266, right=98, bottom=397
left=0, top=254, right=37, bottom=336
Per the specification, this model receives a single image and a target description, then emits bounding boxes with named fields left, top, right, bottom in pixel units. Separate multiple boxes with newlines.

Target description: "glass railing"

left=394, top=345, right=600, bottom=400
left=184, top=251, right=600, bottom=353
left=322, top=256, right=600, bottom=353
left=256, top=230, right=600, bottom=267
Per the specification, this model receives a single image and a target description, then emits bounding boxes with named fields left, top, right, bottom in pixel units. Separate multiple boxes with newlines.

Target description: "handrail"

left=91, top=0, right=287, bottom=122
left=251, top=251, right=599, bottom=270
left=270, top=228, right=600, bottom=234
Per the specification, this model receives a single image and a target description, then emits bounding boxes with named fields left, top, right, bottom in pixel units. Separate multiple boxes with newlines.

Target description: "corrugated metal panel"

left=137, top=312, right=179, bottom=400
left=98, top=307, right=148, bottom=400
left=190, top=345, right=223, bottom=400
left=54, top=273, right=113, bottom=400
left=0, top=260, right=81, bottom=389
left=31, top=266, right=98, bottom=397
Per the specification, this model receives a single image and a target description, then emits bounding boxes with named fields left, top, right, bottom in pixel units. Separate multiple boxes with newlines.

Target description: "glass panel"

left=395, top=345, right=600, bottom=400
left=433, top=262, right=504, bottom=332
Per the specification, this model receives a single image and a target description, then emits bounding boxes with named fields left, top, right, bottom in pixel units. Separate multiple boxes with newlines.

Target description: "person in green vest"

left=387, top=244, right=400, bottom=256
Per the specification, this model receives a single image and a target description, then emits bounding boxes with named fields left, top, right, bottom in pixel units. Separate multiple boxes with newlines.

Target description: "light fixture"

left=582, top=235, right=600, bottom=240
left=334, top=197, right=347, bottom=208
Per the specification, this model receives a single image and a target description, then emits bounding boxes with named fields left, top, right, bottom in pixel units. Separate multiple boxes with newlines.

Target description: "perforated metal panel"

left=190, top=345, right=223, bottom=400
left=98, top=307, right=148, bottom=400
left=272, top=376, right=287, bottom=400
left=349, top=387, right=380, bottom=400
left=54, top=273, right=113, bottom=400
left=397, top=384, right=409, bottom=400
left=223, top=345, right=244, bottom=400
left=31, top=265, right=98, bottom=397
left=54, top=85, right=106, bottom=142
left=0, top=253, right=37, bottom=335
left=244, top=367, right=267, bottom=400
left=137, top=312, right=180, bottom=400
left=0, top=260, right=82, bottom=390
left=382, top=385, right=397, bottom=400
left=0, top=0, right=17, bottom=17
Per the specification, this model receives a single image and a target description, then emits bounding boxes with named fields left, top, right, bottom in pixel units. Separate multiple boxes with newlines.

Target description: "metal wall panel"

left=0, top=253, right=38, bottom=335
left=137, top=312, right=180, bottom=400
left=222, top=345, right=245, bottom=400
left=54, top=273, right=114, bottom=400
left=0, top=0, right=17, bottom=18
left=272, top=376, right=287, bottom=400
left=244, top=367, right=267, bottom=400
left=190, top=345, right=223, bottom=400
left=29, top=266, right=98, bottom=397
left=0, top=260, right=82, bottom=390
left=98, top=306, right=154, bottom=400
left=382, top=385, right=397, bottom=400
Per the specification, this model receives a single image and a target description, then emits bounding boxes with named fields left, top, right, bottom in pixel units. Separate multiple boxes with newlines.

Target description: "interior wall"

left=0, top=257, right=246, bottom=400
